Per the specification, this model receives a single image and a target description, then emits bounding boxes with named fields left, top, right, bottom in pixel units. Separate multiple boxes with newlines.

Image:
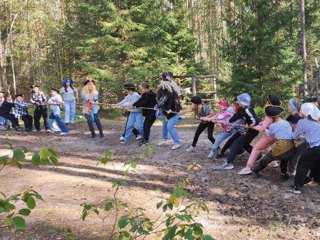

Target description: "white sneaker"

left=238, top=166, right=252, bottom=175
left=215, top=162, right=234, bottom=170
left=136, top=135, right=142, bottom=140
left=120, top=136, right=125, bottom=141
left=60, top=132, right=69, bottom=136
left=268, top=161, right=280, bottom=168
left=157, top=139, right=171, bottom=146
left=46, top=129, right=53, bottom=133
left=186, top=146, right=195, bottom=152
left=208, top=150, right=215, bottom=158
left=171, top=144, right=182, bottom=150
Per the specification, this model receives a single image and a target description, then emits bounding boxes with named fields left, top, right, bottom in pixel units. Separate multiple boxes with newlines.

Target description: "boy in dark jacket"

left=133, top=82, right=157, bottom=146
left=14, top=94, right=33, bottom=131
left=0, top=94, right=20, bottom=131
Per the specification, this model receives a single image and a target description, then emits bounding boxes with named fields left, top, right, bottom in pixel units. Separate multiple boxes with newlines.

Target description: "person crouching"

left=14, top=94, right=33, bottom=131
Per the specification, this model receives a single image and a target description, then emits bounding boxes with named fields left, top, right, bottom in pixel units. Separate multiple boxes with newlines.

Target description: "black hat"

left=266, top=95, right=281, bottom=106
left=191, top=96, right=202, bottom=104
left=15, top=94, right=23, bottom=98
left=265, top=106, right=284, bottom=118
left=30, top=84, right=40, bottom=89
left=51, top=87, right=60, bottom=93
left=161, top=72, right=174, bottom=81
left=124, top=83, right=135, bottom=90
left=83, top=79, right=95, bottom=86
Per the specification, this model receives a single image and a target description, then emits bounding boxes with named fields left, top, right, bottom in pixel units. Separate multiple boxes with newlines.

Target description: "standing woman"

left=186, top=96, right=215, bottom=152
left=60, top=78, right=77, bottom=125
left=30, top=85, right=49, bottom=132
left=81, top=79, right=104, bottom=138
left=157, top=72, right=182, bottom=150
left=133, top=82, right=157, bottom=146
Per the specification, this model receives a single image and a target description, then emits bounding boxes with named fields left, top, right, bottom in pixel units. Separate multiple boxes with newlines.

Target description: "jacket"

left=133, top=90, right=157, bottom=116
left=157, top=88, right=181, bottom=119
left=229, top=106, right=260, bottom=127
left=0, top=101, right=15, bottom=115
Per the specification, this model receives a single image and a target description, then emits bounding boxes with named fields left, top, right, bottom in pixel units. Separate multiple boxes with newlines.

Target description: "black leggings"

left=192, top=122, right=215, bottom=147
left=253, top=147, right=296, bottom=175
left=0, top=113, right=19, bottom=128
left=294, top=146, right=320, bottom=187
left=143, top=114, right=156, bottom=141
left=85, top=113, right=103, bottom=136
left=21, top=114, right=33, bottom=130
left=227, top=129, right=259, bottom=163
left=34, top=107, right=48, bottom=131
left=220, top=132, right=241, bottom=154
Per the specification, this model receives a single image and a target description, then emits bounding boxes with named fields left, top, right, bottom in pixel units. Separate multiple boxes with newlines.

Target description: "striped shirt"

left=265, top=120, right=293, bottom=140
left=293, top=118, right=320, bottom=148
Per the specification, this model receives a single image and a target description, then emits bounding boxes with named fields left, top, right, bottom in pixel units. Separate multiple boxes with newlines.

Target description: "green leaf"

left=104, top=201, right=113, bottom=212
left=163, top=225, right=178, bottom=240
left=49, top=156, right=59, bottom=165
left=13, top=150, right=25, bottom=162
left=0, top=155, right=9, bottom=164
left=31, top=154, right=41, bottom=166
left=27, top=197, right=36, bottom=209
left=147, top=145, right=154, bottom=157
left=193, top=225, right=203, bottom=236
left=203, top=235, right=215, bottom=240
left=39, top=148, right=49, bottom=159
left=118, top=216, right=129, bottom=229
left=156, top=201, right=163, bottom=209
left=19, top=208, right=31, bottom=216
left=12, top=216, right=26, bottom=231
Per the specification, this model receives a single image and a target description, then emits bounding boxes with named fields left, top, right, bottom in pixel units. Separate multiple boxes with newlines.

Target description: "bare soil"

left=1, top=118, right=320, bottom=240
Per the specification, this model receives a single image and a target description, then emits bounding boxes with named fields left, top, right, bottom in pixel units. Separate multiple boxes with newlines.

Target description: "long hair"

left=82, top=84, right=97, bottom=97
left=64, top=82, right=74, bottom=92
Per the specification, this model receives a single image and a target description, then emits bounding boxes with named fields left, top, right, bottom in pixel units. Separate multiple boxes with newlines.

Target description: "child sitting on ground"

left=252, top=105, right=296, bottom=181
left=47, top=88, right=69, bottom=135
left=0, top=94, right=20, bottom=131
left=0, top=92, right=9, bottom=130
left=14, top=94, right=33, bottom=132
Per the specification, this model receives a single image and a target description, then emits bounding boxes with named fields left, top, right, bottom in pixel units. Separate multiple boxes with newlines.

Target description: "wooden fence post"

left=192, top=75, right=197, bottom=96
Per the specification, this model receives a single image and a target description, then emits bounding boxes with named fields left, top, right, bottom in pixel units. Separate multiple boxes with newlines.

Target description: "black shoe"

left=290, top=185, right=301, bottom=194
left=139, top=139, right=149, bottom=146
left=281, top=173, right=289, bottom=182
left=14, top=126, right=21, bottom=131
left=99, top=133, right=104, bottom=138
left=304, top=176, right=312, bottom=186
left=91, top=133, right=96, bottom=138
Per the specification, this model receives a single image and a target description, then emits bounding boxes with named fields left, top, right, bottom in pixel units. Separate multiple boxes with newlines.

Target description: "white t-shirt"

left=60, top=87, right=76, bottom=101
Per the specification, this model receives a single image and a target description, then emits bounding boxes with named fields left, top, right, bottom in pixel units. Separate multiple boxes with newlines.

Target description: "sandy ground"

left=1, top=118, right=320, bottom=240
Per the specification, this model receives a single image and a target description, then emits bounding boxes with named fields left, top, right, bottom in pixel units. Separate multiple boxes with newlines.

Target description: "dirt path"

left=1, top=118, right=320, bottom=240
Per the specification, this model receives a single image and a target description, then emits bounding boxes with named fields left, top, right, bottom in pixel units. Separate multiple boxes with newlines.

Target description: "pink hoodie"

left=210, top=106, right=235, bottom=131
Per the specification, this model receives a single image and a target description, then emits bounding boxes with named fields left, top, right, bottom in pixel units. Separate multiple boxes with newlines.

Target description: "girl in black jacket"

left=0, top=94, right=20, bottom=130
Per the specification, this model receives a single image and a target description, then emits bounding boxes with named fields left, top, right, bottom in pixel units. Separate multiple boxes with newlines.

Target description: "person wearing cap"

left=0, top=92, right=9, bottom=130
left=216, top=93, right=260, bottom=170
left=157, top=72, right=183, bottom=150
left=60, top=78, right=77, bottom=125
left=116, top=83, right=143, bottom=143
left=14, top=94, right=33, bottom=131
left=47, top=88, right=69, bottom=135
left=201, top=101, right=245, bottom=159
left=81, top=79, right=104, bottom=138
left=30, top=85, right=49, bottom=132
left=185, top=96, right=215, bottom=152
left=132, top=82, right=157, bottom=146
left=291, top=103, right=320, bottom=194
left=0, top=94, right=20, bottom=131
left=238, top=95, right=282, bottom=175
left=252, top=106, right=296, bottom=181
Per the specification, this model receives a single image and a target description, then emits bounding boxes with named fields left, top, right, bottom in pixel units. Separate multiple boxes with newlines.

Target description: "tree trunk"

left=300, top=0, right=308, bottom=94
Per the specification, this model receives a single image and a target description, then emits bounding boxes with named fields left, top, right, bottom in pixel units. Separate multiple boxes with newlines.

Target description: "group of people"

left=1, top=71, right=320, bottom=194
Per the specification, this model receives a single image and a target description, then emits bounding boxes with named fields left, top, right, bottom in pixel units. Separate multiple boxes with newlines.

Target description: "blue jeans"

left=0, top=116, right=8, bottom=128
left=211, top=129, right=237, bottom=150
left=124, top=112, right=143, bottom=141
left=48, top=112, right=69, bottom=133
left=64, top=99, right=76, bottom=123
left=162, top=114, right=181, bottom=144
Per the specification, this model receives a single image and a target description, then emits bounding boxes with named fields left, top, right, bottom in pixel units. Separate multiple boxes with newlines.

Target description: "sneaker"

left=139, top=139, right=149, bottom=147
left=238, top=166, right=253, bottom=175
left=60, top=132, right=69, bottom=136
left=47, top=129, right=53, bottom=133
left=157, top=139, right=171, bottom=146
left=120, top=136, right=125, bottom=141
left=136, top=135, right=142, bottom=140
left=215, top=162, right=234, bottom=170
left=120, top=139, right=127, bottom=144
left=32, top=129, right=38, bottom=132
left=171, top=144, right=182, bottom=150
left=91, top=134, right=96, bottom=138
left=208, top=150, right=215, bottom=158
left=291, top=185, right=301, bottom=194
left=186, top=146, right=195, bottom=152
left=99, top=133, right=104, bottom=138
left=281, top=173, right=289, bottom=182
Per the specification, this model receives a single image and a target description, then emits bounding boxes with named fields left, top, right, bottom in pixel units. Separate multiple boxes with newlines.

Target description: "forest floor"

left=1, top=117, right=320, bottom=240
